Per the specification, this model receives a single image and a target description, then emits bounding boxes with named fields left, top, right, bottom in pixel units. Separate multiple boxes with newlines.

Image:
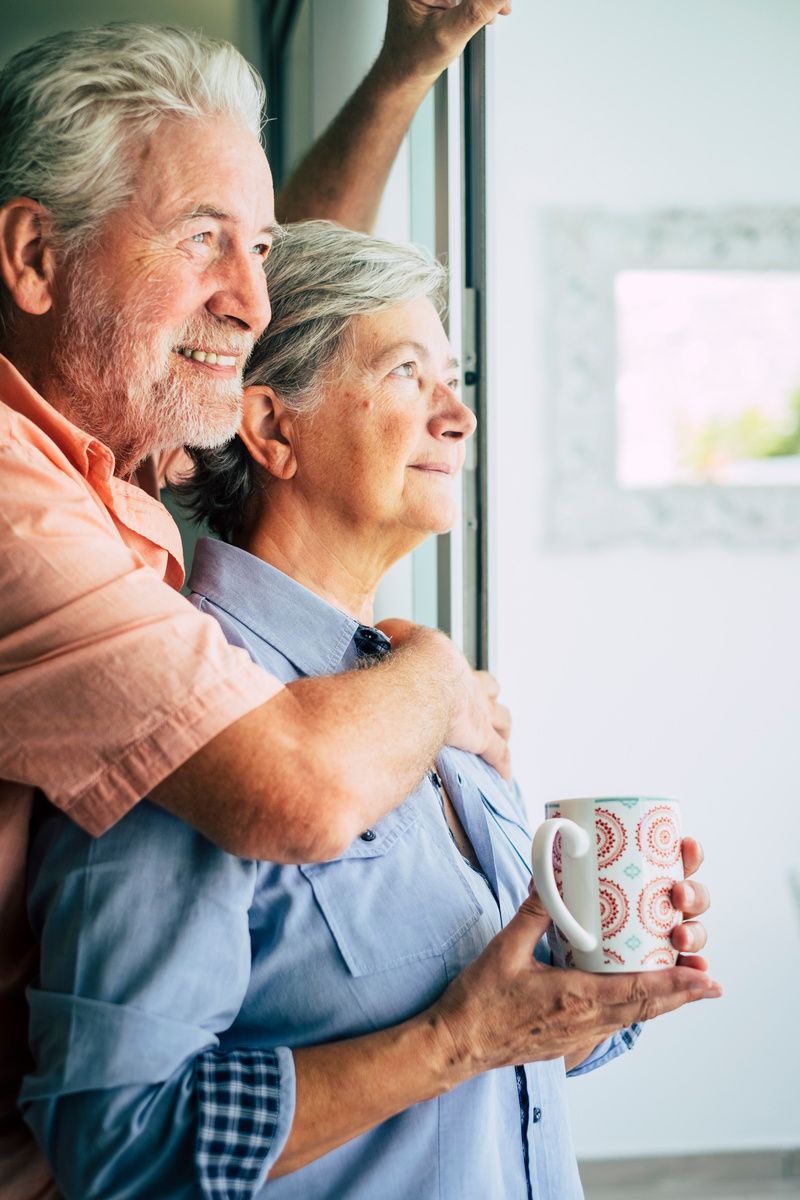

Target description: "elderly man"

left=0, top=8, right=714, bottom=1200
left=0, top=8, right=513, bottom=1195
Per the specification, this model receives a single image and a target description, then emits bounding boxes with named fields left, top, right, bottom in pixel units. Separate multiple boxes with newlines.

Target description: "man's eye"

left=391, top=362, right=415, bottom=379
left=252, top=242, right=271, bottom=258
left=189, top=232, right=211, bottom=245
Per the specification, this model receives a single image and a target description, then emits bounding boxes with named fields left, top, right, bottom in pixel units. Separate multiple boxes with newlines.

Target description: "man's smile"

left=175, top=345, right=238, bottom=367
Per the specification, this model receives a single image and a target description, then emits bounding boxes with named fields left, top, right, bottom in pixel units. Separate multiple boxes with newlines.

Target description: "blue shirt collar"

left=187, top=537, right=364, bottom=678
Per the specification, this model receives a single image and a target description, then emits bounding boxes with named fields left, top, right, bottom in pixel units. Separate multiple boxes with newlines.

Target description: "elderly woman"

left=21, top=222, right=714, bottom=1200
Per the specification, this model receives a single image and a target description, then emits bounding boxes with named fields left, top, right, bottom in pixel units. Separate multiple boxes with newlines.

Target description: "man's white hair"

left=0, top=21, right=265, bottom=322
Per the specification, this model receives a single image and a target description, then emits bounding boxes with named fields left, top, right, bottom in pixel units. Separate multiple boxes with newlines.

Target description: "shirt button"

left=532, top=1107, right=542, bottom=1124
left=360, top=829, right=377, bottom=842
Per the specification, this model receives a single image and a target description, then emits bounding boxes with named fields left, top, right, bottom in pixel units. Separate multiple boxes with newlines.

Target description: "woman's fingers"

left=671, top=920, right=707, bottom=955
left=672, top=879, right=710, bottom=917
left=600, top=967, right=722, bottom=1028
left=681, top=836, right=704, bottom=877
left=676, top=953, right=709, bottom=973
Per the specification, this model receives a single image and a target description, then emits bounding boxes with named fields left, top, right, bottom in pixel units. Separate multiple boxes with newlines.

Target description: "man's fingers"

left=491, top=701, right=512, bottom=741
left=444, top=0, right=512, bottom=34
left=672, top=879, right=710, bottom=917
left=471, top=669, right=511, bottom=742
left=479, top=726, right=511, bottom=781
left=474, top=669, right=500, bottom=700
left=375, top=617, right=417, bottom=647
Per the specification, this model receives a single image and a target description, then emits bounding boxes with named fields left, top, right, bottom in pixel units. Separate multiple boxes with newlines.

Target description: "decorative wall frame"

left=544, top=207, right=800, bottom=548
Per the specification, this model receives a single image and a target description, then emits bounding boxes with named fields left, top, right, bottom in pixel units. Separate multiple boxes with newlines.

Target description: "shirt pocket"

left=298, top=798, right=484, bottom=976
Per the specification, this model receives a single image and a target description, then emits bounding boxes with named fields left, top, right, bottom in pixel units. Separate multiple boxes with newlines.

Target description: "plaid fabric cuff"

left=566, top=1023, right=643, bottom=1078
left=196, top=1047, right=291, bottom=1198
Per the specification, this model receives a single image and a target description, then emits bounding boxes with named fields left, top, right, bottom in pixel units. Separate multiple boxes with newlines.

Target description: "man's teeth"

left=177, top=347, right=237, bottom=367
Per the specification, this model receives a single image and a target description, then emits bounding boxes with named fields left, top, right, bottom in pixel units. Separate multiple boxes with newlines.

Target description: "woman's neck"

left=238, top=498, right=407, bottom=625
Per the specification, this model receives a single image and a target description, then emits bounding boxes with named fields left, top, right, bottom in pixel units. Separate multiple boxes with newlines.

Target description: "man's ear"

left=0, top=199, right=57, bottom=317
left=238, top=386, right=298, bottom=481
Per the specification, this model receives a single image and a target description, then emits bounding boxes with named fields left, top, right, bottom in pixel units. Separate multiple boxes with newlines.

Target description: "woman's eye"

left=391, top=362, right=416, bottom=379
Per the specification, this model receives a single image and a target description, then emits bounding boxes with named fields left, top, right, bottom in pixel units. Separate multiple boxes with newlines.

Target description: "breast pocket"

left=299, top=797, right=483, bottom=977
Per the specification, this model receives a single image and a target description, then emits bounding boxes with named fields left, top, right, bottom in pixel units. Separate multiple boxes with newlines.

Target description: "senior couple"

left=0, top=10, right=717, bottom=1200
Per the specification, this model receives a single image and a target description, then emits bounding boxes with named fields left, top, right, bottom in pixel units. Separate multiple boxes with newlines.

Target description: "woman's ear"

left=238, top=386, right=298, bottom=481
left=0, top=199, right=57, bottom=317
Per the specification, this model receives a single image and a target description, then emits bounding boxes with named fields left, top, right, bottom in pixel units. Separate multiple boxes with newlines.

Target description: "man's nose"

left=206, top=249, right=272, bottom=337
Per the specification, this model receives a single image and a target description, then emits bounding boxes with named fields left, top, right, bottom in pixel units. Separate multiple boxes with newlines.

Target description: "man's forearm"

left=153, top=627, right=471, bottom=862
left=275, top=0, right=512, bottom=232
left=276, top=61, right=431, bottom=232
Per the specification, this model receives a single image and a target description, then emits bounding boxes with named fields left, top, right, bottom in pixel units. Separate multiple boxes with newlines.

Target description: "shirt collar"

left=0, top=354, right=185, bottom=585
left=0, top=353, right=113, bottom=481
left=187, top=537, right=366, bottom=677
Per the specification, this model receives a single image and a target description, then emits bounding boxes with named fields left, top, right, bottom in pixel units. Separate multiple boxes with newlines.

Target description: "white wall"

left=489, top=0, right=800, bottom=1160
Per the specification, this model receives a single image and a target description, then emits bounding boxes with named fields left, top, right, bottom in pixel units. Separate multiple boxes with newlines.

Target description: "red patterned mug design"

left=598, top=877, right=629, bottom=938
left=638, top=877, right=680, bottom=937
left=636, top=805, right=681, bottom=868
left=641, top=945, right=675, bottom=968
left=595, top=808, right=628, bottom=868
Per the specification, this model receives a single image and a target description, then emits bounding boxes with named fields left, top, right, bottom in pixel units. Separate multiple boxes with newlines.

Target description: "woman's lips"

left=409, top=463, right=455, bottom=475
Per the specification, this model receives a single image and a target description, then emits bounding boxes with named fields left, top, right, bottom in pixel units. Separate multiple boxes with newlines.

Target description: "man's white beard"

left=51, top=262, right=253, bottom=471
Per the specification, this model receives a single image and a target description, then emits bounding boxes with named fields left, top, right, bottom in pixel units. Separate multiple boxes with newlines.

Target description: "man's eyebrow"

left=171, top=205, right=281, bottom=239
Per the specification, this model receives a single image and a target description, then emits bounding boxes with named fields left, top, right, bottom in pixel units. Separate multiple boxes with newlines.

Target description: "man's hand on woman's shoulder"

left=377, top=619, right=512, bottom=781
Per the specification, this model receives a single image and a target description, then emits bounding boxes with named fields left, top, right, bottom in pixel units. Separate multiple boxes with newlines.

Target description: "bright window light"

left=615, top=270, right=800, bottom=488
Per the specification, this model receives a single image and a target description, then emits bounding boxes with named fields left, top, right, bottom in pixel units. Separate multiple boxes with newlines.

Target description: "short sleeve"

left=0, top=437, right=283, bottom=834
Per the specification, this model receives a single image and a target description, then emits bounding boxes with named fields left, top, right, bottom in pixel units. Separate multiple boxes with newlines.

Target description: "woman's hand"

left=671, top=837, right=710, bottom=970
left=429, top=888, right=722, bottom=1083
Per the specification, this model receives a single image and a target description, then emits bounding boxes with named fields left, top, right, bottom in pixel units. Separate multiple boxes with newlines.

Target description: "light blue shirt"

left=21, top=537, right=637, bottom=1199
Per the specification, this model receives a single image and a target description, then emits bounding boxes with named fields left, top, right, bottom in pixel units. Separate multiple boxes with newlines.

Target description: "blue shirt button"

left=360, top=829, right=377, bottom=842
left=532, top=1107, right=542, bottom=1123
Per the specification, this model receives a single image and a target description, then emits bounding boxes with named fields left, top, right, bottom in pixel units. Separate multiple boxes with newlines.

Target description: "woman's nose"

left=430, top=384, right=477, bottom=440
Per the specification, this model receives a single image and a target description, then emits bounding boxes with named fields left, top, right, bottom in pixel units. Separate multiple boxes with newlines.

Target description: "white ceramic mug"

left=531, top=797, right=683, bottom=972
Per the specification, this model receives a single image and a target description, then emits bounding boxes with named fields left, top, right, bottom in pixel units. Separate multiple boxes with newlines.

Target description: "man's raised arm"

left=276, top=0, right=512, bottom=232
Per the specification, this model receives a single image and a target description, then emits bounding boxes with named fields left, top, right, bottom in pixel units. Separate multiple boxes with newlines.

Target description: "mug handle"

left=531, top=818, right=598, bottom=953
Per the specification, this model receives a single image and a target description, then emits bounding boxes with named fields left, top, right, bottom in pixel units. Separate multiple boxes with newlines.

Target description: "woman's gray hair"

left=175, top=220, right=448, bottom=543
left=0, top=22, right=264, bottom=332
